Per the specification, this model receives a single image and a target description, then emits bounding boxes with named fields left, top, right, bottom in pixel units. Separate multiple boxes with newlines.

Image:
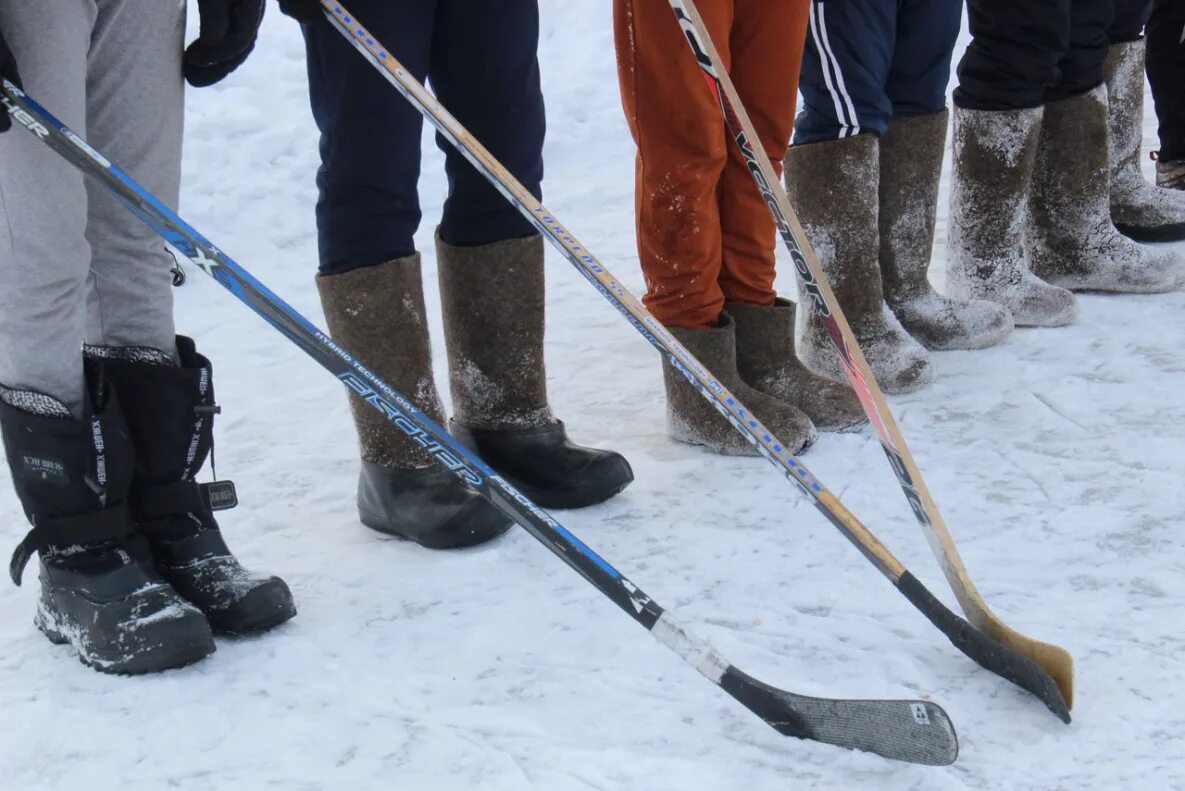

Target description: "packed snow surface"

left=2, top=4, right=1184, bottom=789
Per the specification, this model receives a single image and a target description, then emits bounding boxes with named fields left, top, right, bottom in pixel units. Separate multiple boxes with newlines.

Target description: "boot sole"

left=360, top=508, right=513, bottom=549
left=504, top=473, right=634, bottom=510
left=35, top=602, right=215, bottom=675
left=670, top=424, right=817, bottom=457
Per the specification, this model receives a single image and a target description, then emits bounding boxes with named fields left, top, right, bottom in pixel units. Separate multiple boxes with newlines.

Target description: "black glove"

left=184, top=0, right=266, bottom=87
left=0, top=27, right=23, bottom=134
left=277, top=0, right=323, bottom=23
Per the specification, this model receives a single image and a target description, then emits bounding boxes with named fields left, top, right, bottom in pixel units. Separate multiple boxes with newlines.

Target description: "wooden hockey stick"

left=667, top=0, right=1074, bottom=710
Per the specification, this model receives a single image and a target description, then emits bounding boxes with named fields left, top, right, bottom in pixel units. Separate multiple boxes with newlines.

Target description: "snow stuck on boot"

left=1027, top=85, right=1185, bottom=294
left=946, top=104, right=1079, bottom=327
left=1106, top=40, right=1185, bottom=242
left=878, top=110, right=1014, bottom=351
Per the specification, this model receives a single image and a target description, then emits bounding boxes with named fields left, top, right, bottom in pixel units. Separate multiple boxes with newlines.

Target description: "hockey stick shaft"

left=0, top=78, right=958, bottom=764
left=667, top=0, right=1074, bottom=710
left=319, top=3, right=1066, bottom=720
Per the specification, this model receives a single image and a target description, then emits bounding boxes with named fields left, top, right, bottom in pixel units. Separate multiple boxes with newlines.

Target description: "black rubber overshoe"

left=451, top=420, right=634, bottom=510
left=358, top=462, right=513, bottom=549
left=34, top=548, right=214, bottom=674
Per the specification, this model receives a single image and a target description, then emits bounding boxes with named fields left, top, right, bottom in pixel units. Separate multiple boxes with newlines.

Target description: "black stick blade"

left=719, top=667, right=958, bottom=766
left=897, top=572, right=1071, bottom=723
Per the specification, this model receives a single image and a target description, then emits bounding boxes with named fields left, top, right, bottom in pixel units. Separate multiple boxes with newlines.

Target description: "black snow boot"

left=317, top=255, right=513, bottom=548
left=1, top=378, right=215, bottom=673
left=90, top=339, right=296, bottom=635
left=438, top=232, right=633, bottom=510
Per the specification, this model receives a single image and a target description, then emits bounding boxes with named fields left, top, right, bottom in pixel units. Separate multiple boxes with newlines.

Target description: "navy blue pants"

left=301, top=1, right=545, bottom=275
left=955, top=0, right=1151, bottom=110
left=794, top=0, right=962, bottom=144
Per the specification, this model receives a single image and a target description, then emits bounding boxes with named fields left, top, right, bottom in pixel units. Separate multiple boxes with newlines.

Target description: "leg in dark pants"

left=885, top=0, right=962, bottom=118
left=795, top=0, right=896, bottom=143
left=302, top=2, right=437, bottom=275
left=430, top=0, right=544, bottom=248
left=1147, top=0, right=1185, bottom=161
left=1109, top=0, right=1152, bottom=43
left=955, top=0, right=1070, bottom=110
left=1045, top=0, right=1113, bottom=102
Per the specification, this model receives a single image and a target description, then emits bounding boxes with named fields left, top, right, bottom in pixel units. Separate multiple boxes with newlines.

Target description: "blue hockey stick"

left=0, top=79, right=958, bottom=764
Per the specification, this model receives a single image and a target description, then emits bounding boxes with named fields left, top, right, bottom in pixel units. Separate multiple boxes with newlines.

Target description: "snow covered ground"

left=3, top=4, right=1184, bottom=789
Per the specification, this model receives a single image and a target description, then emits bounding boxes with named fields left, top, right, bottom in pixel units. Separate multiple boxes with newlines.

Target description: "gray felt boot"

left=784, top=133, right=933, bottom=394
left=729, top=299, right=865, bottom=432
left=317, top=255, right=512, bottom=548
left=662, top=315, right=816, bottom=456
left=878, top=110, right=1013, bottom=350
left=437, top=233, right=633, bottom=509
left=1027, top=85, right=1185, bottom=293
left=946, top=105, right=1078, bottom=327
left=1105, top=40, right=1185, bottom=242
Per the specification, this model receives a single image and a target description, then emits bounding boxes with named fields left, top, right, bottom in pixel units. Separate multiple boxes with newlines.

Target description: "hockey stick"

left=0, top=80, right=958, bottom=765
left=316, top=3, right=1068, bottom=721
left=666, top=0, right=1075, bottom=712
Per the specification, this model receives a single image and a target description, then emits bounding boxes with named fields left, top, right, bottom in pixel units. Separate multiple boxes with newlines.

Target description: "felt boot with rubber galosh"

left=438, top=232, right=633, bottom=510
left=317, top=255, right=513, bottom=548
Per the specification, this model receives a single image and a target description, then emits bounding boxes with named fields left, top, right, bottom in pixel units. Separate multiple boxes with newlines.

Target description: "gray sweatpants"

left=0, top=0, right=185, bottom=416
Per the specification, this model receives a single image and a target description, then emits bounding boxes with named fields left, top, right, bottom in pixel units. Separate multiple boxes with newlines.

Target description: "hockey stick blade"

left=898, top=573, right=1070, bottom=723
left=720, top=667, right=957, bottom=765
left=0, top=76, right=960, bottom=767
left=652, top=611, right=957, bottom=764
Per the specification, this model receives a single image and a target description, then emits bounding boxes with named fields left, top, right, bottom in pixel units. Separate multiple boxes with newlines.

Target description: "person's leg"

left=428, top=0, right=633, bottom=507
left=954, top=0, right=1067, bottom=111
left=1108, top=0, right=1152, bottom=43
left=1046, top=0, right=1112, bottom=103
left=1146, top=0, right=1185, bottom=175
left=717, top=0, right=864, bottom=432
left=787, top=0, right=931, bottom=393
left=1104, top=0, right=1185, bottom=241
left=615, top=0, right=732, bottom=330
left=83, top=0, right=295, bottom=634
left=304, top=1, right=436, bottom=274
left=0, top=1, right=92, bottom=415
left=0, top=0, right=215, bottom=673
left=718, top=0, right=810, bottom=306
left=83, top=0, right=184, bottom=355
left=946, top=0, right=1078, bottom=328
left=615, top=0, right=814, bottom=456
left=302, top=4, right=512, bottom=546
left=1027, top=79, right=1185, bottom=292
left=793, top=0, right=893, bottom=143
left=879, top=0, right=1013, bottom=351
left=1026, top=0, right=1185, bottom=283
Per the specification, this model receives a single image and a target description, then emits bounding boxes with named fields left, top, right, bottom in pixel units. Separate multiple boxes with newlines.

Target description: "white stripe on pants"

left=809, top=1, right=861, bottom=138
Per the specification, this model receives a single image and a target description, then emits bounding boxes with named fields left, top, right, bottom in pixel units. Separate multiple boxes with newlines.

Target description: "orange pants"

left=614, top=0, right=810, bottom=329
